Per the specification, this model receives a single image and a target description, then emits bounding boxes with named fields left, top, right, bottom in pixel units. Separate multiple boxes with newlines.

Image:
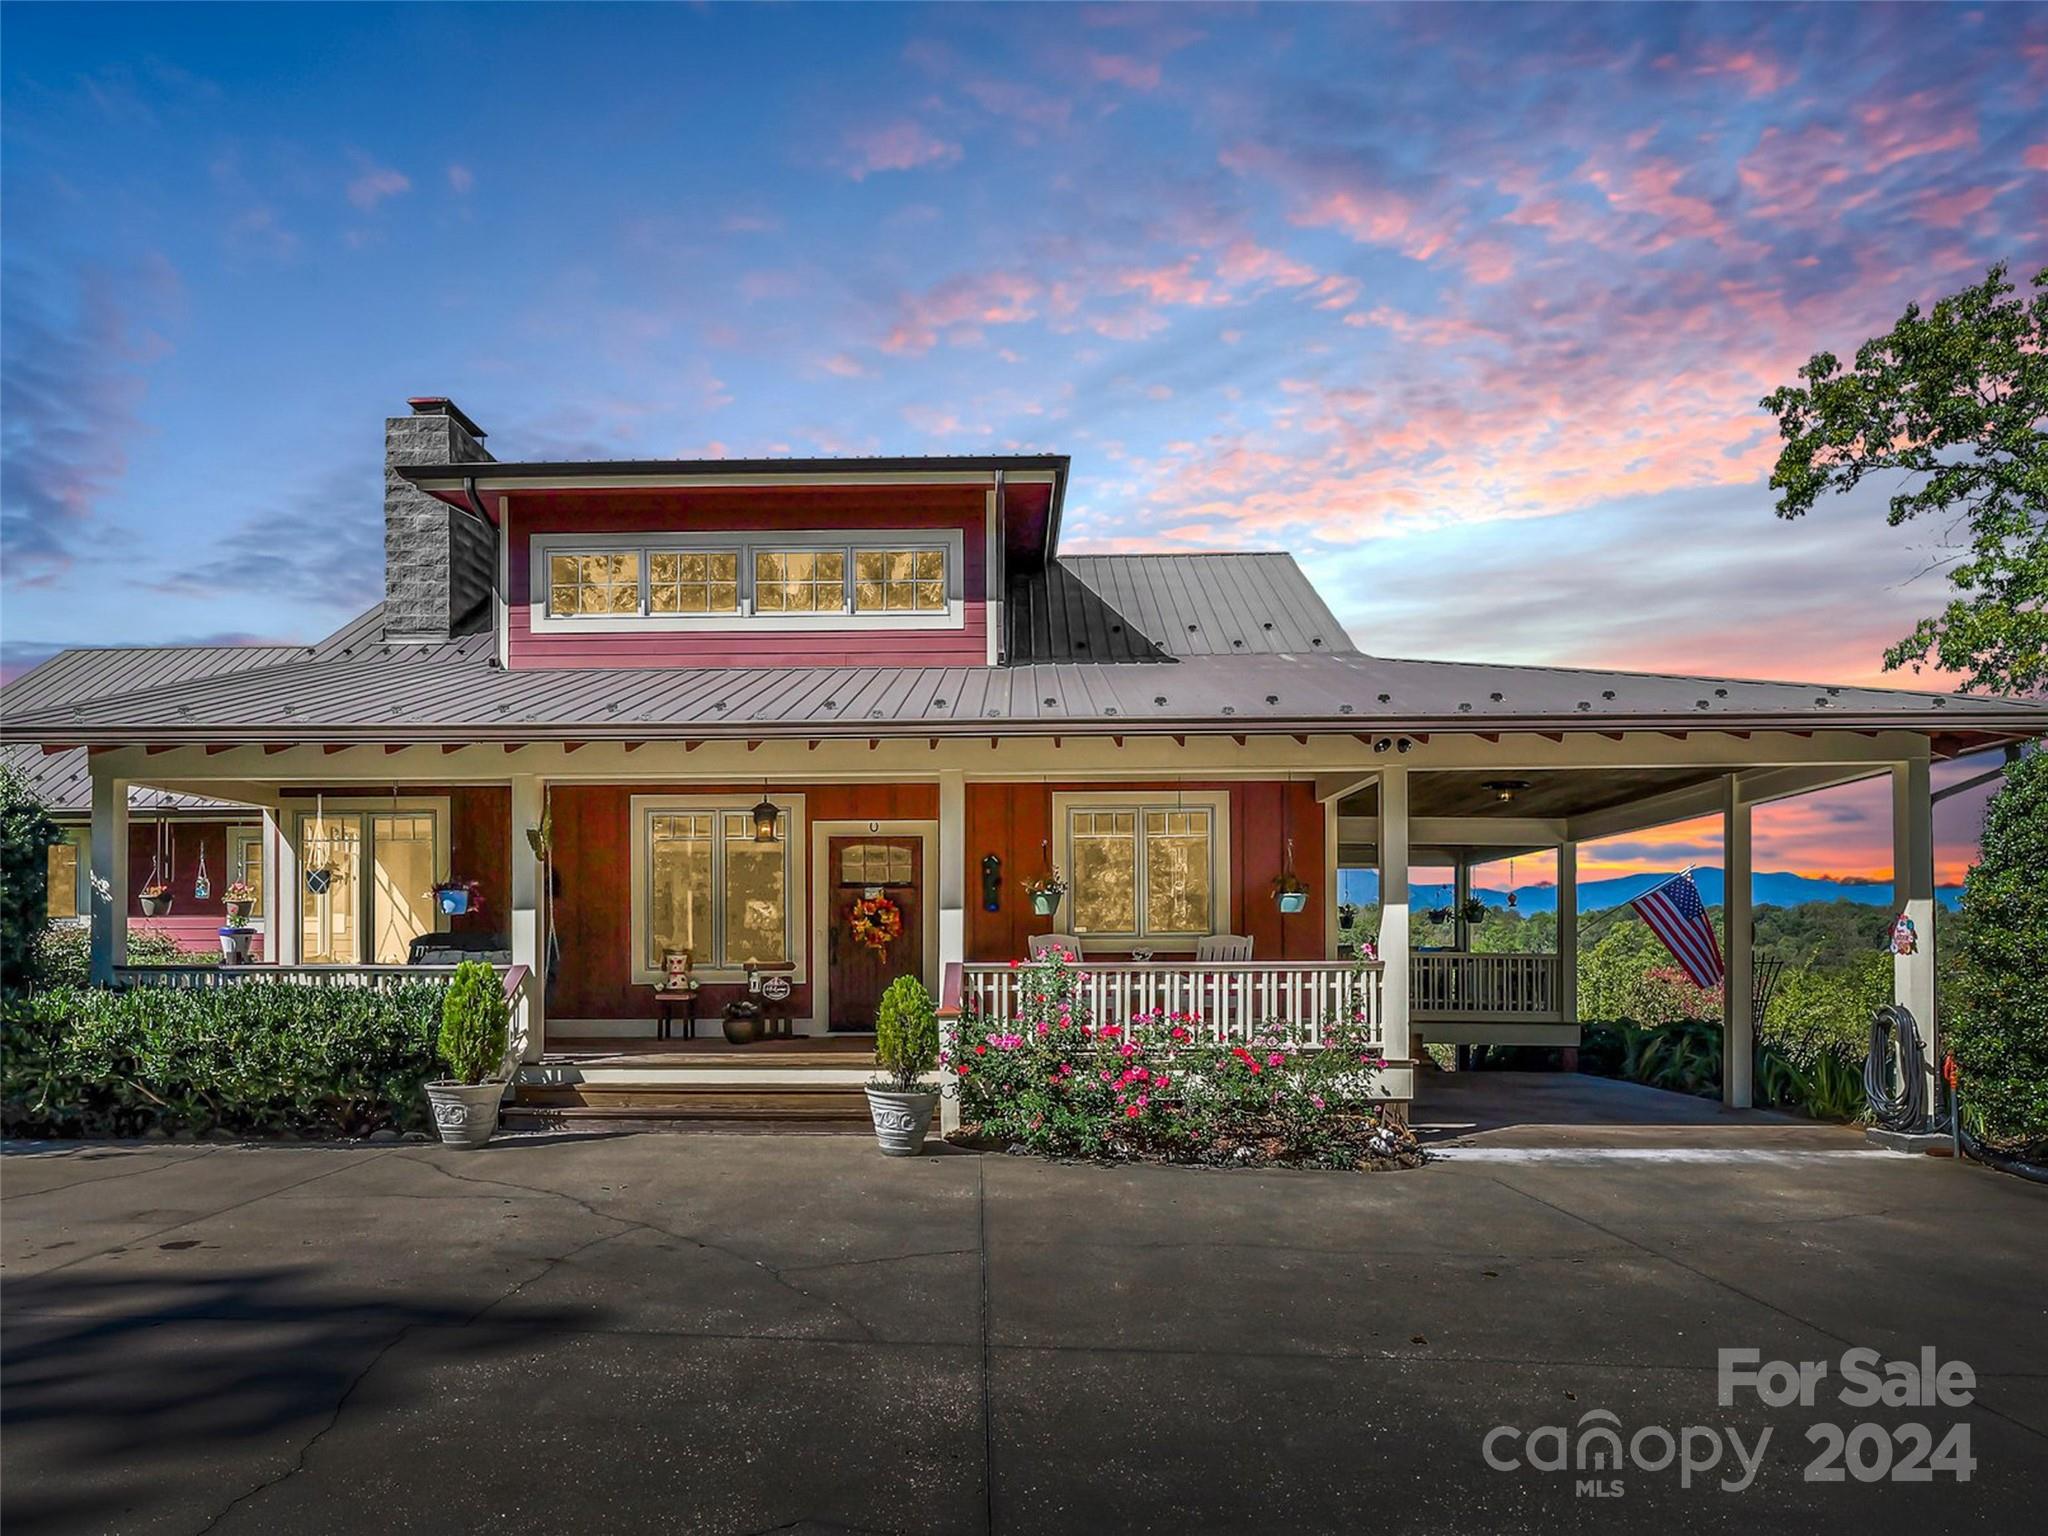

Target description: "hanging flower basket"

left=1025, top=868, right=1068, bottom=917
left=1274, top=874, right=1309, bottom=914
left=849, top=894, right=904, bottom=951
left=222, top=880, right=257, bottom=926
left=304, top=865, right=335, bottom=896
left=139, top=886, right=173, bottom=918
left=1459, top=895, right=1489, bottom=926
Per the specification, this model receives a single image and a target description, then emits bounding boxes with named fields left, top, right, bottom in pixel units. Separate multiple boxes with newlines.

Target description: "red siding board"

left=507, top=487, right=989, bottom=670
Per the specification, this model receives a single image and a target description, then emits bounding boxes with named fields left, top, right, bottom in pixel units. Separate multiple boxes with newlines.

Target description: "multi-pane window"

left=548, top=552, right=642, bottom=617
left=229, top=827, right=265, bottom=914
left=645, top=805, right=791, bottom=970
left=753, top=550, right=846, bottom=613
left=1068, top=805, right=1216, bottom=939
left=854, top=549, right=946, bottom=613
left=649, top=551, right=739, bottom=614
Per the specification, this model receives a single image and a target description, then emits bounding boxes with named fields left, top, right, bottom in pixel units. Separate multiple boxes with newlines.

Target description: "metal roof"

left=397, top=453, right=1070, bottom=482
left=3, top=633, right=2040, bottom=744
left=1009, top=554, right=1356, bottom=663
left=0, top=742, right=250, bottom=816
left=0, top=641, right=306, bottom=714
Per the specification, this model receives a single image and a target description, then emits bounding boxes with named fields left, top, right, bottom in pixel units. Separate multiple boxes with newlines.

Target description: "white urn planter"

left=864, top=1085, right=937, bottom=1156
left=425, top=1081, right=505, bottom=1150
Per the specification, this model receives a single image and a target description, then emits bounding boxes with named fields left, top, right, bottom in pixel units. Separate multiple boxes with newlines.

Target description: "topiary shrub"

left=874, top=974, right=938, bottom=1092
left=1949, top=749, right=2048, bottom=1156
left=1, top=767, right=63, bottom=994
left=437, top=960, right=509, bottom=1085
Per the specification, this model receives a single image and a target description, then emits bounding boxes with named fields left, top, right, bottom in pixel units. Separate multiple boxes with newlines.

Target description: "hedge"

left=2, top=981, right=449, bottom=1139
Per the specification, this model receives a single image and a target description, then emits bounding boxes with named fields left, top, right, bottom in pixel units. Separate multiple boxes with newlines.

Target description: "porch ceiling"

left=1336, top=765, right=1731, bottom=822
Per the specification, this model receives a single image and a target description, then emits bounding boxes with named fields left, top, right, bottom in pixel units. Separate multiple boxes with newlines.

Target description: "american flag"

left=1629, top=870, right=1724, bottom=988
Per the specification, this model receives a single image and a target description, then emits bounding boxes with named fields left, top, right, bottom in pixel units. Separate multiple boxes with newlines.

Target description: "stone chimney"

left=384, top=398, right=497, bottom=642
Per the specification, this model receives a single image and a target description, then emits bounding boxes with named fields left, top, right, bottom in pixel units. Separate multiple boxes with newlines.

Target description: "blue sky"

left=3, top=2, right=2042, bottom=879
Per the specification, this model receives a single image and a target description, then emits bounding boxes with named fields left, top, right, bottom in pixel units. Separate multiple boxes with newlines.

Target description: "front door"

left=827, top=836, right=924, bottom=1031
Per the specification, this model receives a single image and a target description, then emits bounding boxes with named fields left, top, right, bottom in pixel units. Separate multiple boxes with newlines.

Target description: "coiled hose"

left=1865, top=1003, right=1929, bottom=1132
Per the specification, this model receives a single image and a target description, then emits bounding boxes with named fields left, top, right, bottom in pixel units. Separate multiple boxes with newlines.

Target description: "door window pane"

left=230, top=829, right=265, bottom=910
left=648, top=813, right=714, bottom=968
left=370, top=814, right=437, bottom=964
left=1070, top=811, right=1137, bottom=935
left=300, top=814, right=363, bottom=964
left=840, top=841, right=913, bottom=885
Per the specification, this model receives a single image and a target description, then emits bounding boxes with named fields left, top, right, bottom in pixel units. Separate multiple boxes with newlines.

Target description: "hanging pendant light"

left=751, top=788, right=779, bottom=843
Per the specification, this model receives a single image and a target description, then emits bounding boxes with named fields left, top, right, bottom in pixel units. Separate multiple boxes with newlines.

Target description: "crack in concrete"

left=0, top=1146, right=222, bottom=1199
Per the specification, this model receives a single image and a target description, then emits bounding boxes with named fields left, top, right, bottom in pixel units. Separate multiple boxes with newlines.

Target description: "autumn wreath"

left=849, top=894, right=904, bottom=951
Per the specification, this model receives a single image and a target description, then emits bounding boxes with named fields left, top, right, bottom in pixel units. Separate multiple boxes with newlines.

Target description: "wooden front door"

left=827, top=836, right=924, bottom=1031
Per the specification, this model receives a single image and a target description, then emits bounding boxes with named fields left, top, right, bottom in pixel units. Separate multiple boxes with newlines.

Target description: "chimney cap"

left=407, top=397, right=486, bottom=441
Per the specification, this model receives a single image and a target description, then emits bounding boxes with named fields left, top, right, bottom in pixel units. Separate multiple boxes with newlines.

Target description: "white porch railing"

left=958, top=960, right=1385, bottom=1048
left=1409, top=952, right=1560, bottom=1019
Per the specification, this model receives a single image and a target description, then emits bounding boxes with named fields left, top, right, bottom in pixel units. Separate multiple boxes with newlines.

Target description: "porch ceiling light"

left=752, top=794, right=780, bottom=842
left=1483, top=779, right=1532, bottom=804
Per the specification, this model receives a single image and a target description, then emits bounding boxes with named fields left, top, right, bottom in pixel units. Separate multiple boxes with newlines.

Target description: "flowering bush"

left=948, top=952, right=1420, bottom=1169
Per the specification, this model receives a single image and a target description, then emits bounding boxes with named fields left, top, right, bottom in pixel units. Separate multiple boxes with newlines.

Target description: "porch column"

left=1556, top=840, right=1579, bottom=1050
left=262, top=803, right=298, bottom=964
left=88, top=766, right=129, bottom=985
left=1891, top=757, right=1938, bottom=1117
left=1721, top=776, right=1754, bottom=1110
left=1452, top=855, right=1472, bottom=951
left=510, top=774, right=547, bottom=1064
left=937, top=771, right=966, bottom=1136
left=1379, top=766, right=1411, bottom=1081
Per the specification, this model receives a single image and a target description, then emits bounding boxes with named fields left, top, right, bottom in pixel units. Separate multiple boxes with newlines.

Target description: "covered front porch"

left=79, top=726, right=1948, bottom=1119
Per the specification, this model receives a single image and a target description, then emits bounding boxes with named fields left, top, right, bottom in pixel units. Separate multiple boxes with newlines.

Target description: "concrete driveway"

left=4, top=1115, right=2044, bottom=1534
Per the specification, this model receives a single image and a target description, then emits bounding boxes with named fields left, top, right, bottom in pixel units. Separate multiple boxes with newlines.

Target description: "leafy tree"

left=1948, top=748, right=2048, bottom=1154
left=1762, top=263, right=2047, bottom=695
left=1, top=766, right=63, bottom=994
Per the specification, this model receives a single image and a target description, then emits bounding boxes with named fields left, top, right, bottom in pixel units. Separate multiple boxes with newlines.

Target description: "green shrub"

left=1, top=767, right=63, bottom=993
left=31, top=923, right=212, bottom=988
left=951, top=954, right=1416, bottom=1168
left=1948, top=749, right=2048, bottom=1155
left=1578, top=1015, right=1866, bottom=1124
left=874, top=974, right=939, bottom=1092
left=2, top=981, right=448, bottom=1138
left=1762, top=952, right=1891, bottom=1069
left=437, top=960, right=509, bottom=1085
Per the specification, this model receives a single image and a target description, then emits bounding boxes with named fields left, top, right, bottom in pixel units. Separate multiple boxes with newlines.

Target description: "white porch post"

left=262, top=804, right=297, bottom=964
left=1379, top=766, right=1412, bottom=1088
left=937, top=771, right=966, bottom=1136
left=1452, top=855, right=1472, bottom=952
left=1892, top=758, right=1938, bottom=1116
left=89, top=766, right=129, bottom=985
left=1722, top=776, right=1754, bottom=1110
left=1556, top=839, right=1579, bottom=1037
left=510, top=774, right=547, bottom=1063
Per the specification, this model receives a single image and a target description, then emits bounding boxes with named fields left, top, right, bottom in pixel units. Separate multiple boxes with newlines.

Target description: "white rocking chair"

left=1195, top=933, right=1253, bottom=962
left=1028, top=933, right=1082, bottom=962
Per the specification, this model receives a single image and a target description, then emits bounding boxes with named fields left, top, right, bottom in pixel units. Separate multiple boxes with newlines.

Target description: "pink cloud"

left=1912, top=184, right=1997, bottom=228
left=346, top=162, right=410, bottom=210
left=881, top=269, right=1041, bottom=353
left=2027, top=143, right=2048, bottom=170
left=841, top=120, right=962, bottom=180
left=1086, top=52, right=1162, bottom=90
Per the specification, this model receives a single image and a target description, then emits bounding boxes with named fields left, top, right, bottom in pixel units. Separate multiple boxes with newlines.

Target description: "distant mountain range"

left=1337, top=867, right=1964, bottom=913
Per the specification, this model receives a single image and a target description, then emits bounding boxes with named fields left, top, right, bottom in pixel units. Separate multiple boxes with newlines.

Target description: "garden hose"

left=1864, top=1003, right=1930, bottom=1132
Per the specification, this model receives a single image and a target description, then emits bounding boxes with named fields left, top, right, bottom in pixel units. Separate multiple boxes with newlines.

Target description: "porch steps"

left=504, top=1080, right=871, bottom=1132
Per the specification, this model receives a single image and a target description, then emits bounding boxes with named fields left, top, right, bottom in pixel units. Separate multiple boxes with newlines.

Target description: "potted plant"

left=1459, top=895, right=1489, bottom=926
left=424, top=959, right=509, bottom=1150
left=866, top=974, right=939, bottom=1156
left=1025, top=869, right=1068, bottom=918
left=139, top=882, right=173, bottom=917
left=221, top=879, right=257, bottom=926
left=433, top=877, right=483, bottom=917
left=1274, top=872, right=1309, bottom=914
left=1338, top=902, right=1361, bottom=931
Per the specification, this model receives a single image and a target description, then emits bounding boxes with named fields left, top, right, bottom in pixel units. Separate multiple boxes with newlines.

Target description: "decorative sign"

left=1890, top=914, right=1919, bottom=956
left=761, top=974, right=793, bottom=1003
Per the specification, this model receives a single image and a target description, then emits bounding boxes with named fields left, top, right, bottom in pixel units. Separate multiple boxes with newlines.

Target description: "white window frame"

left=288, top=798, right=451, bottom=965
left=1051, top=789, right=1232, bottom=951
left=227, top=825, right=267, bottom=931
left=528, top=527, right=965, bottom=635
left=629, top=792, right=807, bottom=984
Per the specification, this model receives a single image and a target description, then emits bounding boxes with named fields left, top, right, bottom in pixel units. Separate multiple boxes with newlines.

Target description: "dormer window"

left=528, top=528, right=964, bottom=634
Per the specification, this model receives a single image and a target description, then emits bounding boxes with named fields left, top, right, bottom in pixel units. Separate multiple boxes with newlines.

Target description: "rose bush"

left=949, top=952, right=1420, bottom=1169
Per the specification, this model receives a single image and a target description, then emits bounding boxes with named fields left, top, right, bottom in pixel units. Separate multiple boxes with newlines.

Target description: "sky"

left=2, top=2, right=2042, bottom=886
